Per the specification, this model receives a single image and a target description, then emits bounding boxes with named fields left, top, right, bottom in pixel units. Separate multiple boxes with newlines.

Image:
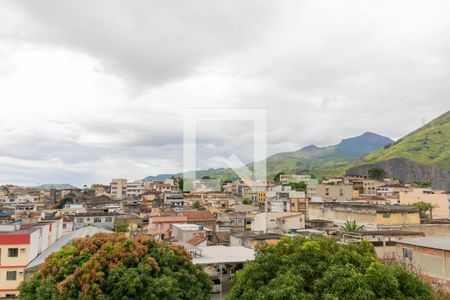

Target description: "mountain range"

left=347, top=110, right=450, bottom=189
left=146, top=110, right=450, bottom=189
left=145, top=132, right=394, bottom=182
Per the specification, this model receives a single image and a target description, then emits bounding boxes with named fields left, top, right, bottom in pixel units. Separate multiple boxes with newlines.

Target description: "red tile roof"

left=182, top=210, right=215, bottom=221
left=187, top=235, right=206, bottom=246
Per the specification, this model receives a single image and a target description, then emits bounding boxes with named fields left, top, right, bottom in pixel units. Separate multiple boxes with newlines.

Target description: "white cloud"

left=0, top=0, right=449, bottom=186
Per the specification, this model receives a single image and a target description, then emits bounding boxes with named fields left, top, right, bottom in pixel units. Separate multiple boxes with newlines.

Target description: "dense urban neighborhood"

left=1, top=168, right=449, bottom=298
left=2, top=1, right=450, bottom=298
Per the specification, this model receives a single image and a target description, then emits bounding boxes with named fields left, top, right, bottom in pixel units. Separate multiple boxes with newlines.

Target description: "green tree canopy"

left=368, top=167, right=386, bottom=180
left=273, top=172, right=285, bottom=182
left=411, top=201, right=438, bottom=219
left=192, top=200, right=202, bottom=209
left=20, top=233, right=211, bottom=300
left=242, top=198, right=252, bottom=205
left=288, top=182, right=307, bottom=192
left=55, top=197, right=73, bottom=209
left=112, top=223, right=129, bottom=232
left=228, top=235, right=433, bottom=300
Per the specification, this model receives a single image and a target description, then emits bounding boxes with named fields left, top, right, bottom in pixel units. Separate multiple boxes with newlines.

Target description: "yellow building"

left=290, top=196, right=308, bottom=218
left=258, top=192, right=266, bottom=209
left=0, top=220, right=63, bottom=298
left=308, top=201, right=420, bottom=230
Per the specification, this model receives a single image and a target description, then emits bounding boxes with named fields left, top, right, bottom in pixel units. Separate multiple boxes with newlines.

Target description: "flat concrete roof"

left=25, top=226, right=112, bottom=271
left=398, top=234, right=450, bottom=251
left=171, top=223, right=212, bottom=231
left=192, top=246, right=255, bottom=265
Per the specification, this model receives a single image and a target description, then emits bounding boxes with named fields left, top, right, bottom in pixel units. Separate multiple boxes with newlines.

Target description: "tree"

left=411, top=201, right=438, bottom=219
left=368, top=168, right=386, bottom=180
left=112, top=223, right=129, bottom=232
left=273, top=172, right=285, bottom=182
left=288, top=182, right=307, bottom=192
left=55, top=197, right=73, bottom=209
left=228, top=235, right=433, bottom=300
left=177, top=177, right=184, bottom=190
left=201, top=175, right=211, bottom=180
left=340, top=220, right=365, bottom=232
left=242, top=198, right=252, bottom=205
left=192, top=200, right=202, bottom=209
left=20, top=233, right=212, bottom=299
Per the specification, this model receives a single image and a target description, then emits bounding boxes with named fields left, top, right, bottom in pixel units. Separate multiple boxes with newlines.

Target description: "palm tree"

left=340, top=220, right=365, bottom=232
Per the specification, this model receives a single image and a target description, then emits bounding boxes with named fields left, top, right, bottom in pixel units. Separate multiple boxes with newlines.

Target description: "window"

left=6, top=271, right=17, bottom=280
left=403, top=248, right=413, bottom=260
left=77, top=218, right=84, bottom=223
left=63, top=223, right=67, bottom=229
left=94, top=217, right=102, bottom=223
left=105, top=217, right=113, bottom=223
left=8, top=248, right=18, bottom=257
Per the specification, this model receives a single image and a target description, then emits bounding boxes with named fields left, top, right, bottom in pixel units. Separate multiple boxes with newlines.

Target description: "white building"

left=126, top=180, right=147, bottom=197
left=251, top=212, right=305, bottom=233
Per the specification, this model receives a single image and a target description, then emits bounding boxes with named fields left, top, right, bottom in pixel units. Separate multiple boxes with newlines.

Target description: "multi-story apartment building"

left=265, top=186, right=306, bottom=213
left=126, top=180, right=147, bottom=198
left=362, top=180, right=385, bottom=195
left=316, top=183, right=354, bottom=201
left=0, top=194, right=35, bottom=209
left=0, top=219, right=63, bottom=298
left=163, top=193, right=184, bottom=207
left=110, top=179, right=127, bottom=200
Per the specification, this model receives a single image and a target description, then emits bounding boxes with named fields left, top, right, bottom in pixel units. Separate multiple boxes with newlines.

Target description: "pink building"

left=149, top=215, right=187, bottom=238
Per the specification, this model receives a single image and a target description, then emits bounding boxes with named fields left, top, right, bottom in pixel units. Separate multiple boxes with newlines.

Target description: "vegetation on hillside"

left=228, top=236, right=433, bottom=300
left=360, top=110, right=450, bottom=170
left=19, top=233, right=211, bottom=300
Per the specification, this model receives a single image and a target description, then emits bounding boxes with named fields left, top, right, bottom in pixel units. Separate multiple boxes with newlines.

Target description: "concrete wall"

left=399, top=189, right=449, bottom=218
left=397, top=243, right=450, bottom=288
left=316, top=184, right=354, bottom=201
left=379, top=224, right=450, bottom=236
left=375, top=212, right=420, bottom=226
left=308, top=203, right=377, bottom=229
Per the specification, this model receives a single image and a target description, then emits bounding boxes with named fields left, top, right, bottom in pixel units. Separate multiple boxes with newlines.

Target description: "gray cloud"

left=8, top=0, right=279, bottom=88
left=0, top=0, right=449, bottom=186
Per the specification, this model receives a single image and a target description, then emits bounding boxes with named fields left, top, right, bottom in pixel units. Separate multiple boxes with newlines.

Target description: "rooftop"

left=397, top=234, right=450, bottom=251
left=182, top=210, right=215, bottom=221
left=343, top=230, right=424, bottom=237
left=320, top=202, right=420, bottom=213
left=26, top=226, right=113, bottom=271
left=277, top=213, right=303, bottom=220
left=75, top=212, right=117, bottom=217
left=231, top=231, right=283, bottom=240
left=192, top=246, right=255, bottom=265
left=171, top=223, right=211, bottom=231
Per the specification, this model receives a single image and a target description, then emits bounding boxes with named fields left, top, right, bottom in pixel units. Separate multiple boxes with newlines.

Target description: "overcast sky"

left=0, top=1, right=449, bottom=187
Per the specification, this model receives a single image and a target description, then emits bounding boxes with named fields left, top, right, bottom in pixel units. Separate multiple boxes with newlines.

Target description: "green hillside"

left=359, top=110, right=450, bottom=170
left=199, top=132, right=392, bottom=180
